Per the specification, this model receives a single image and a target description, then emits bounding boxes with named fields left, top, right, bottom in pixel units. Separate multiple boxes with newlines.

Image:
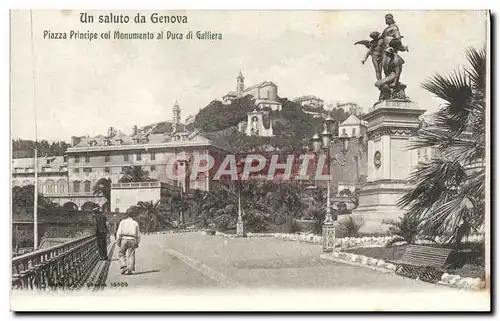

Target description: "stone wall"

left=12, top=208, right=97, bottom=249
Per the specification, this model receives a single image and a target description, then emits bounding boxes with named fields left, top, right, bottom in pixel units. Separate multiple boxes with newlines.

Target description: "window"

left=45, top=180, right=55, bottom=194
left=124, top=153, right=129, bottom=161
left=352, top=128, right=356, bottom=137
left=75, top=156, right=80, bottom=163
left=137, top=153, right=142, bottom=161
left=151, top=165, right=156, bottom=171
left=63, top=155, right=68, bottom=162
left=122, top=166, right=131, bottom=172
left=57, top=180, right=66, bottom=194
left=73, top=181, right=80, bottom=193
left=105, top=155, right=110, bottom=162
left=73, top=168, right=80, bottom=173
left=85, top=155, right=90, bottom=163
left=104, top=167, right=110, bottom=173
left=46, top=160, right=51, bottom=165
left=151, top=153, right=156, bottom=160
left=84, top=181, right=91, bottom=193
left=83, top=167, right=92, bottom=173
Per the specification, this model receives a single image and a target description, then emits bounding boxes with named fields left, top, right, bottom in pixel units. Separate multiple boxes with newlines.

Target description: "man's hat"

left=126, top=207, right=139, bottom=217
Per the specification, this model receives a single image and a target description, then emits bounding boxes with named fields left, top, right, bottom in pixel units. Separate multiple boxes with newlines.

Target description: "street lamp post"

left=177, top=157, right=189, bottom=226
left=236, top=158, right=244, bottom=237
left=311, top=117, right=337, bottom=252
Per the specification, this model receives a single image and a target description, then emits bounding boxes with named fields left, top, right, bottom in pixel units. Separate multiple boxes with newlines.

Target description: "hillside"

left=193, top=96, right=351, bottom=153
left=12, top=139, right=71, bottom=159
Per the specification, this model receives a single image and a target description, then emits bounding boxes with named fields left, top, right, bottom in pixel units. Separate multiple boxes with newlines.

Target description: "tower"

left=173, top=100, right=181, bottom=125
left=236, top=70, right=245, bottom=98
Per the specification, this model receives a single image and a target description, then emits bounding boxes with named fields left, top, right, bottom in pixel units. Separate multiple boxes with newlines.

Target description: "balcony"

left=111, top=181, right=162, bottom=189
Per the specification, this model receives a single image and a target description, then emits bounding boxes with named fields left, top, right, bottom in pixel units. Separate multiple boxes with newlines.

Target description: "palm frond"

left=421, top=70, right=473, bottom=134
left=465, top=46, right=487, bottom=95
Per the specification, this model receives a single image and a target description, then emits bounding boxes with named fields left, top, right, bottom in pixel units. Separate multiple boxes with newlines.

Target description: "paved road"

left=105, top=232, right=458, bottom=291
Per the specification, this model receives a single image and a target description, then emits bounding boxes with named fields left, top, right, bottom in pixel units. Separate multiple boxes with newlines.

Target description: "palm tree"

left=136, top=201, right=172, bottom=232
left=119, top=165, right=154, bottom=183
left=398, top=47, right=486, bottom=249
left=93, top=178, right=111, bottom=211
left=202, top=181, right=273, bottom=232
left=266, top=183, right=306, bottom=231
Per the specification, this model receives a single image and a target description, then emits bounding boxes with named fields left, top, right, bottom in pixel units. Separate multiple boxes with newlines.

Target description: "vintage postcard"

left=10, top=9, right=490, bottom=311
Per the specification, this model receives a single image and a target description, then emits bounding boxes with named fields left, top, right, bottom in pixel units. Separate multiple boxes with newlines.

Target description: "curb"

left=146, top=229, right=203, bottom=235
left=319, top=254, right=394, bottom=274
left=320, top=252, right=485, bottom=292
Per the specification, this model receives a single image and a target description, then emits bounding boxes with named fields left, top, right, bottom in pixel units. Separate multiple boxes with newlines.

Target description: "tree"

left=93, top=178, right=111, bottom=211
left=398, top=47, right=486, bottom=249
left=265, top=183, right=306, bottom=231
left=194, top=96, right=256, bottom=132
left=196, top=181, right=273, bottom=232
left=12, top=139, right=70, bottom=158
left=119, top=165, right=153, bottom=183
left=136, top=201, right=172, bottom=232
left=12, top=185, right=59, bottom=214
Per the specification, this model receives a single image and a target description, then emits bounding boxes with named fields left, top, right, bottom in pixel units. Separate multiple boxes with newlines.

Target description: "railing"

left=12, top=235, right=99, bottom=290
left=112, top=181, right=161, bottom=189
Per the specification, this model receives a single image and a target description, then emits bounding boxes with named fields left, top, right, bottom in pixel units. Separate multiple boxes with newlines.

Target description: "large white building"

left=12, top=102, right=230, bottom=212
left=292, top=95, right=324, bottom=108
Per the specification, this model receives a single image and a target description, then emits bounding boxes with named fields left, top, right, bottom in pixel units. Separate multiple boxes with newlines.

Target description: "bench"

left=389, top=245, right=453, bottom=282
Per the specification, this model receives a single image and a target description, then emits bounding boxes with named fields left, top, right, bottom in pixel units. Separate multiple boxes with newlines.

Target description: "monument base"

left=350, top=179, right=409, bottom=234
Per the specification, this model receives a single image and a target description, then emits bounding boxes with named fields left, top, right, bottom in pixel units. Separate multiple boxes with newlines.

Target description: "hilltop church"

left=223, top=71, right=282, bottom=111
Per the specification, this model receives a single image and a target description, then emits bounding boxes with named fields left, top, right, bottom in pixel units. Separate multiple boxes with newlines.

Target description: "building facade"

left=223, top=71, right=282, bottom=111
left=336, top=102, right=364, bottom=116
left=12, top=102, right=230, bottom=211
left=65, top=128, right=229, bottom=209
left=338, top=114, right=368, bottom=138
left=292, top=95, right=324, bottom=108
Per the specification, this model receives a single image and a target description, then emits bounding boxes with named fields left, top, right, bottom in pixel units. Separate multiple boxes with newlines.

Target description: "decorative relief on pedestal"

left=368, top=126, right=419, bottom=140
left=374, top=151, right=381, bottom=168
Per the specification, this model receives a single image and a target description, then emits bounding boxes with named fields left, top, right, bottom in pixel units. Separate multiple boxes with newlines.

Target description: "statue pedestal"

left=351, top=99, right=425, bottom=234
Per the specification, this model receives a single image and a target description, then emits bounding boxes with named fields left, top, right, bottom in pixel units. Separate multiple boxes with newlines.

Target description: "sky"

left=10, top=10, right=488, bottom=142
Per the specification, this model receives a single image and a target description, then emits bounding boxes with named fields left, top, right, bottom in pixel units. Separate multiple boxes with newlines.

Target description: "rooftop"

left=243, top=81, right=277, bottom=93
left=293, top=95, right=323, bottom=102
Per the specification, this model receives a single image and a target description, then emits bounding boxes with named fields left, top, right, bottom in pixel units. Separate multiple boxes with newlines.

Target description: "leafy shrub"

left=311, top=208, right=326, bottom=235
left=384, top=214, right=422, bottom=246
left=338, top=216, right=365, bottom=238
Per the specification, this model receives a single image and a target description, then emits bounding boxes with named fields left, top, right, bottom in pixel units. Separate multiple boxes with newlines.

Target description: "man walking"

left=93, top=206, right=109, bottom=261
left=116, top=207, right=141, bottom=275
